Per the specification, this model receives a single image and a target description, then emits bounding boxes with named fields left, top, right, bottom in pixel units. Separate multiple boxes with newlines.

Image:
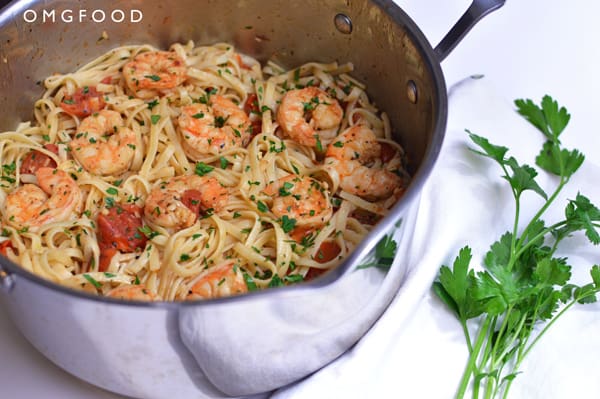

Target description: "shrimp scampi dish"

left=0, top=41, right=409, bottom=301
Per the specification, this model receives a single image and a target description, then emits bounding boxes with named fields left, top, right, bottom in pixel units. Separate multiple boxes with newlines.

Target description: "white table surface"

left=1, top=1, right=599, bottom=398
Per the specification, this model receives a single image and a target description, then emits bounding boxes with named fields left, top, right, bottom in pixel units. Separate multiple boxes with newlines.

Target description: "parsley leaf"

left=433, top=246, right=481, bottom=319
left=560, top=193, right=600, bottom=244
left=515, top=95, right=570, bottom=141
left=194, top=162, right=214, bottom=176
left=219, top=156, right=229, bottom=169
left=280, top=215, right=296, bottom=233
left=147, top=99, right=159, bottom=110
left=257, top=201, right=268, bottom=213
left=468, top=131, right=508, bottom=163
left=144, top=74, right=161, bottom=82
left=83, top=274, right=101, bottom=289
left=243, top=272, right=258, bottom=291
left=138, top=226, right=160, bottom=239
left=357, top=233, right=398, bottom=271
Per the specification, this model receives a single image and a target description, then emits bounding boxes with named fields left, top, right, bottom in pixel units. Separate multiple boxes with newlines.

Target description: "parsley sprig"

left=356, top=234, right=397, bottom=270
left=433, top=96, right=600, bottom=399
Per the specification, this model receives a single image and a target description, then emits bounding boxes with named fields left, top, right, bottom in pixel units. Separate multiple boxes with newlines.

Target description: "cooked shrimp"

left=69, top=110, right=136, bottom=176
left=277, top=87, right=343, bottom=148
left=122, top=51, right=187, bottom=98
left=178, top=95, right=251, bottom=159
left=106, top=284, right=158, bottom=301
left=144, top=174, right=228, bottom=230
left=263, top=174, right=333, bottom=226
left=187, top=262, right=247, bottom=300
left=325, top=125, right=404, bottom=200
left=2, top=167, right=82, bottom=231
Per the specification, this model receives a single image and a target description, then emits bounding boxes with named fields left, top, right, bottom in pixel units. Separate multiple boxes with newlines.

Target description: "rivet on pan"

left=334, top=13, right=353, bottom=34
left=407, top=80, right=418, bottom=104
left=0, top=268, right=15, bottom=293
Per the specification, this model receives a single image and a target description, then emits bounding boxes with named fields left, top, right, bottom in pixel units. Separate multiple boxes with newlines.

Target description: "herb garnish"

left=433, top=96, right=600, bottom=398
left=83, top=274, right=101, bottom=289
left=147, top=99, right=159, bottom=110
left=138, top=225, right=160, bottom=239
left=280, top=215, right=297, bottom=233
left=195, top=162, right=214, bottom=176
left=356, top=234, right=397, bottom=270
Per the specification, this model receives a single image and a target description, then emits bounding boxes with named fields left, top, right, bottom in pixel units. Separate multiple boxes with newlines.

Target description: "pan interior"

left=0, top=0, right=442, bottom=173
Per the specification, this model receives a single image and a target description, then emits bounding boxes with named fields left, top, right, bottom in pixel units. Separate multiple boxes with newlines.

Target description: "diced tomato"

left=380, top=142, right=397, bottom=163
left=181, top=189, right=204, bottom=217
left=314, top=241, right=341, bottom=263
left=61, top=86, right=106, bottom=118
left=43, top=143, right=59, bottom=153
left=0, top=240, right=14, bottom=256
left=19, top=143, right=59, bottom=175
left=288, top=226, right=341, bottom=280
left=304, top=241, right=341, bottom=280
left=249, top=120, right=262, bottom=136
left=244, top=93, right=260, bottom=115
left=98, top=247, right=118, bottom=273
left=97, top=204, right=147, bottom=272
left=289, top=226, right=314, bottom=243
left=244, top=93, right=262, bottom=136
left=305, top=267, right=327, bottom=281
left=100, top=76, right=113, bottom=84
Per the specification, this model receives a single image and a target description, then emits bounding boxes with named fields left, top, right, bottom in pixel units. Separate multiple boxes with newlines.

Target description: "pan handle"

left=434, top=0, right=506, bottom=62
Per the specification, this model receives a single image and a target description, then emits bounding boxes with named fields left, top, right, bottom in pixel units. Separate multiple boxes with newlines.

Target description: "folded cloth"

left=272, top=77, right=600, bottom=398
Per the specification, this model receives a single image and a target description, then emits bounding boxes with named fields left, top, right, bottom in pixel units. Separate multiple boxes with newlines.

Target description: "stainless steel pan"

left=0, top=0, right=504, bottom=397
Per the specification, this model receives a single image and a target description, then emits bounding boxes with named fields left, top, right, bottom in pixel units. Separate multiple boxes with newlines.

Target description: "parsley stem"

left=461, top=319, right=473, bottom=353
left=497, top=312, right=526, bottom=365
left=510, top=178, right=568, bottom=271
left=484, top=377, right=495, bottom=399
left=488, top=306, right=514, bottom=366
left=500, top=163, right=521, bottom=258
left=456, top=316, right=492, bottom=399
left=512, top=220, right=566, bottom=260
left=522, top=290, right=597, bottom=360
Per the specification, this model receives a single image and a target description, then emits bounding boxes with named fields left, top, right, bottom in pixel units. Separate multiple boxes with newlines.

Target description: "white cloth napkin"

left=179, top=195, right=419, bottom=396
left=272, top=77, right=600, bottom=398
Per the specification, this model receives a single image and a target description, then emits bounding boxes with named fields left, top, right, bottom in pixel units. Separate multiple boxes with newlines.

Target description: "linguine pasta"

left=0, top=41, right=408, bottom=301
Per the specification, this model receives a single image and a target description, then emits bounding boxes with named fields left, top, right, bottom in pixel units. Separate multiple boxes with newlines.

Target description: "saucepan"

left=0, top=0, right=504, bottom=397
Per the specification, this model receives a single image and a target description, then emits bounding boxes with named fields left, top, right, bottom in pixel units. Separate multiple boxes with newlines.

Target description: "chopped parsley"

left=257, top=201, right=268, bottom=213
left=243, top=272, right=258, bottom=291
left=138, top=226, right=160, bottom=239
left=195, top=162, right=214, bottom=176
left=83, top=274, right=101, bottom=289
left=280, top=215, right=297, bottom=233
left=220, top=156, right=229, bottom=169
left=147, top=99, right=159, bottom=110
